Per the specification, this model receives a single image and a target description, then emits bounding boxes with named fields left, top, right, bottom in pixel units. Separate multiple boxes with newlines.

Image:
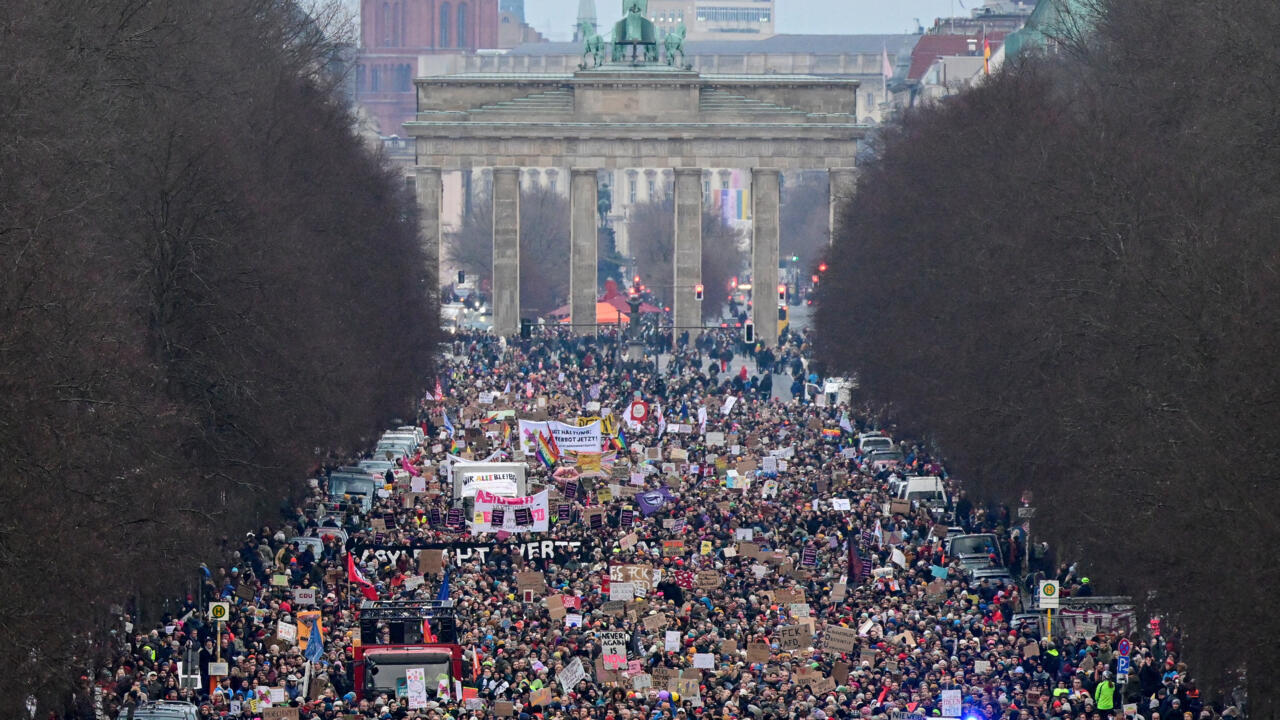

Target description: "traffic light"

left=694, top=283, right=704, bottom=301
left=818, top=262, right=828, bottom=273
left=778, top=283, right=787, bottom=302
left=791, top=255, right=799, bottom=263
left=457, top=270, right=466, bottom=284
left=743, top=322, right=755, bottom=344
left=812, top=274, right=820, bottom=284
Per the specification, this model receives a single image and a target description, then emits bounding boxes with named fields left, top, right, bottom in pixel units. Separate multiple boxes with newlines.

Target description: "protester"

left=88, top=327, right=1219, bottom=720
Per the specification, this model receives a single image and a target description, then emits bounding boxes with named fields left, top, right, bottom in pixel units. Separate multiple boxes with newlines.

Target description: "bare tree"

left=626, top=197, right=745, bottom=321
left=0, top=0, right=440, bottom=712
left=816, top=0, right=1280, bottom=711
left=445, top=184, right=570, bottom=316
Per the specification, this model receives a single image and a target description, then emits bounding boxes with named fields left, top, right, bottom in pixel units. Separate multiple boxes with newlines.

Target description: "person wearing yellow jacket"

left=1094, top=671, right=1117, bottom=711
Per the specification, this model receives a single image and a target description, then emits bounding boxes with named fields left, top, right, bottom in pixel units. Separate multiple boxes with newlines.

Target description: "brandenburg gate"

left=406, top=2, right=864, bottom=346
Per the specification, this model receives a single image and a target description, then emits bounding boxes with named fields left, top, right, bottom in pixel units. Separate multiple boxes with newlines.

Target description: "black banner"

left=355, top=539, right=591, bottom=568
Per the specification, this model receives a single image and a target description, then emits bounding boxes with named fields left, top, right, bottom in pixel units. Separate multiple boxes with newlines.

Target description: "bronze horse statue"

left=579, top=20, right=605, bottom=67
left=663, top=23, right=687, bottom=66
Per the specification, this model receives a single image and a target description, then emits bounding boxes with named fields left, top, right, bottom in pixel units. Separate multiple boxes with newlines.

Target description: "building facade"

left=354, top=0, right=501, bottom=134
left=647, top=0, right=774, bottom=41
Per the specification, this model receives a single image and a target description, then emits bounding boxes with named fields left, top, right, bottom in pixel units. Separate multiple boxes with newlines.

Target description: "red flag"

left=673, top=570, right=695, bottom=589
left=347, top=553, right=379, bottom=601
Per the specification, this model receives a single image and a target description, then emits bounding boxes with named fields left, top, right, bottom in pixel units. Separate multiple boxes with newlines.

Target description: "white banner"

left=406, top=668, right=429, bottom=710
left=471, top=489, right=550, bottom=534
left=518, top=420, right=603, bottom=456
left=557, top=657, right=587, bottom=693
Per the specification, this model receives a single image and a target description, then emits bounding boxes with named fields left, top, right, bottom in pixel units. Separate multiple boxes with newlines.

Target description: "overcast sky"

left=524, top=0, right=962, bottom=41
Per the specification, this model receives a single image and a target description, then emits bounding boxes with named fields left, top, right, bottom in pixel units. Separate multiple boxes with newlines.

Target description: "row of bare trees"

left=0, top=0, right=438, bottom=710
left=816, top=0, right=1280, bottom=711
left=626, top=198, right=745, bottom=321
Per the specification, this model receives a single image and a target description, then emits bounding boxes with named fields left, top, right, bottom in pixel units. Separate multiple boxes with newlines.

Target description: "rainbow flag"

left=611, top=428, right=628, bottom=452
left=535, top=430, right=560, bottom=468
left=822, top=428, right=842, bottom=438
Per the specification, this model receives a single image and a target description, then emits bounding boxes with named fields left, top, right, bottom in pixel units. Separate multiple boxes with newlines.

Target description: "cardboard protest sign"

left=832, top=661, right=850, bottom=683
left=720, top=639, right=737, bottom=655
left=650, top=667, right=678, bottom=687
left=662, top=540, right=685, bottom=557
left=824, top=626, right=859, bottom=654
left=557, top=657, right=587, bottom=693
left=547, top=594, right=566, bottom=620
left=664, top=630, right=681, bottom=652
left=418, top=549, right=445, bottom=575
left=643, top=613, right=670, bottom=631
left=747, top=643, right=771, bottom=663
left=889, top=499, right=911, bottom=515
left=695, top=570, right=722, bottom=589
left=775, top=587, right=806, bottom=605
left=776, top=625, right=808, bottom=651
left=600, top=632, right=628, bottom=669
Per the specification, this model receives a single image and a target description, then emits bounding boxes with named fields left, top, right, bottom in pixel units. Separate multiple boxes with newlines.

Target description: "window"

left=440, top=2, right=451, bottom=47
left=371, top=64, right=381, bottom=91
left=457, top=3, right=468, bottom=49
left=356, top=63, right=366, bottom=92
left=720, top=178, right=729, bottom=190
left=549, top=178, right=557, bottom=194
left=703, top=180, right=710, bottom=196
left=647, top=179, right=656, bottom=198
left=628, top=178, right=637, bottom=204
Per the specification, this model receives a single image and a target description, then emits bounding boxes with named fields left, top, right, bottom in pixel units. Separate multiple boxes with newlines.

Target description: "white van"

left=396, top=426, right=426, bottom=444
left=858, top=434, right=894, bottom=454
left=897, top=476, right=948, bottom=514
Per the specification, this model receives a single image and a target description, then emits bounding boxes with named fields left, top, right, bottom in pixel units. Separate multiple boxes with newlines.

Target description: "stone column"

left=672, top=168, right=703, bottom=345
left=491, top=167, right=521, bottom=337
left=829, top=167, right=859, bottom=246
left=569, top=169, right=599, bottom=335
left=414, top=166, right=443, bottom=288
left=751, top=168, right=781, bottom=347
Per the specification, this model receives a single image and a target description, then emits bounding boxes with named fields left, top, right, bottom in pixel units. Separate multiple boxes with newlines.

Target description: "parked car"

left=289, top=535, right=325, bottom=557
left=858, top=433, right=894, bottom=454
left=865, top=449, right=904, bottom=470
left=947, top=533, right=1004, bottom=571
left=968, top=566, right=1016, bottom=588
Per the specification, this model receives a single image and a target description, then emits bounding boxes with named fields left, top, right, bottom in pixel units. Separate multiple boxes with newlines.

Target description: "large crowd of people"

left=88, top=327, right=1236, bottom=720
